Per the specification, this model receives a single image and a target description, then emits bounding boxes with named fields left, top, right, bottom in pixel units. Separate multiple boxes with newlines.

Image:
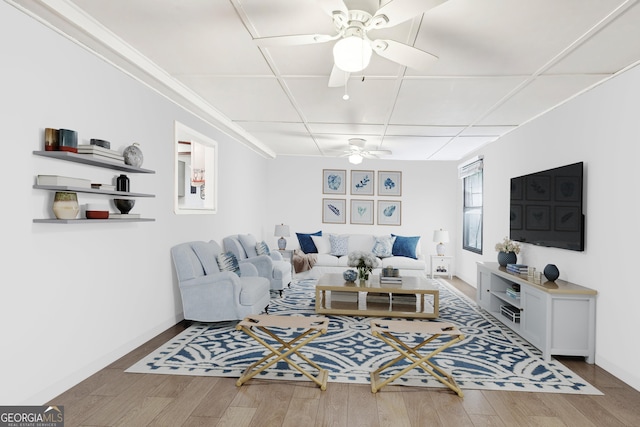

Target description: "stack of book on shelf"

left=506, top=284, right=521, bottom=300
left=506, top=263, right=528, bottom=275
left=109, top=213, right=141, bottom=219
left=37, top=174, right=91, bottom=188
left=77, top=144, right=124, bottom=164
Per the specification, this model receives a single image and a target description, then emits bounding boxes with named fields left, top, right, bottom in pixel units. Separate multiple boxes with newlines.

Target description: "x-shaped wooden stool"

left=235, top=314, right=330, bottom=390
left=370, top=319, right=465, bottom=396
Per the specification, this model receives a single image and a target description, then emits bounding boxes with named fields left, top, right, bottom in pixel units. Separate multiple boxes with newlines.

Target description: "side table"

left=278, top=249, right=294, bottom=278
left=430, top=255, right=453, bottom=279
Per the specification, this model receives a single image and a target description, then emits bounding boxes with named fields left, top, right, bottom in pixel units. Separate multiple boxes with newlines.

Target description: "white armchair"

left=170, top=240, right=271, bottom=322
left=223, top=234, right=292, bottom=296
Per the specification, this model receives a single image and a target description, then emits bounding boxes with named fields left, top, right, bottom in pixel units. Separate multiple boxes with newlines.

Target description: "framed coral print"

left=350, top=199, right=374, bottom=225
left=351, top=170, right=374, bottom=195
left=322, top=198, right=346, bottom=224
left=378, top=171, right=401, bottom=196
left=323, top=169, right=346, bottom=194
left=377, top=200, right=401, bottom=226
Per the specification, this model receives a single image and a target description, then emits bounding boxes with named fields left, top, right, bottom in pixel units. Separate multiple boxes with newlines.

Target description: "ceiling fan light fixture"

left=348, top=153, right=363, bottom=164
left=333, top=36, right=372, bottom=72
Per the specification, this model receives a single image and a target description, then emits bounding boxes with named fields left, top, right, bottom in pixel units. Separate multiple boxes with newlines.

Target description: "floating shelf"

left=33, top=218, right=156, bottom=224
left=33, top=185, right=155, bottom=198
left=33, top=150, right=155, bottom=173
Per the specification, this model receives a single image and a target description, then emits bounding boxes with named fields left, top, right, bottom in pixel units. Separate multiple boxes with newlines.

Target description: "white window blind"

left=458, top=156, right=484, bottom=179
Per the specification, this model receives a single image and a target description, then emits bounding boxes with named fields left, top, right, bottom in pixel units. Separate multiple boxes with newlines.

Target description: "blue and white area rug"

left=127, top=279, right=601, bottom=394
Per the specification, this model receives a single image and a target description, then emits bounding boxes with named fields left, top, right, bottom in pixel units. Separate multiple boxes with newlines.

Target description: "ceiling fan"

left=253, top=0, right=445, bottom=87
left=335, top=138, right=392, bottom=164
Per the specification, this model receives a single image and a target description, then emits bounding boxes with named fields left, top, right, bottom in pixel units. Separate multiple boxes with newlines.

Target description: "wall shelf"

left=34, top=218, right=155, bottom=224
left=33, top=150, right=155, bottom=174
left=33, top=184, right=155, bottom=198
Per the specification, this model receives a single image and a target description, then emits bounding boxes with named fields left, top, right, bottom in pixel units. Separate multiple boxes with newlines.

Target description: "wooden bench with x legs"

left=235, top=314, right=330, bottom=390
left=370, top=319, right=465, bottom=397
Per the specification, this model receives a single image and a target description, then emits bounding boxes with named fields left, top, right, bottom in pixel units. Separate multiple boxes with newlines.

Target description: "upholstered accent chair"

left=170, top=240, right=271, bottom=322
left=223, top=234, right=292, bottom=296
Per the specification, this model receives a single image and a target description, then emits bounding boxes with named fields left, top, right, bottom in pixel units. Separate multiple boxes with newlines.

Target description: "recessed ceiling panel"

left=546, top=2, right=640, bottom=75
left=284, top=77, right=398, bottom=124
left=478, top=74, right=609, bottom=125
left=379, top=135, right=451, bottom=160
left=241, top=122, right=320, bottom=156
left=428, top=136, right=497, bottom=160
left=176, top=76, right=300, bottom=122
left=391, top=77, right=526, bottom=125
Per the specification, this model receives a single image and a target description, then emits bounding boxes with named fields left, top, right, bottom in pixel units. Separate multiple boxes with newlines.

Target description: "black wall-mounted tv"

left=509, top=161, right=585, bottom=251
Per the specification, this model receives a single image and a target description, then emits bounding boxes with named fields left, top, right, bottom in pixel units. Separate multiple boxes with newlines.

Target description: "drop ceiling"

left=9, top=0, right=640, bottom=161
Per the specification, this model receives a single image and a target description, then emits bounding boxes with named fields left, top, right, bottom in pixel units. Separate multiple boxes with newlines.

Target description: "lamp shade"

left=433, top=229, right=449, bottom=243
left=333, top=36, right=372, bottom=72
left=274, top=224, right=290, bottom=237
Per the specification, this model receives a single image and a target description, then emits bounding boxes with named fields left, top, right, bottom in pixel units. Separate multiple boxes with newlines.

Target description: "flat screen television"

left=509, top=161, right=584, bottom=251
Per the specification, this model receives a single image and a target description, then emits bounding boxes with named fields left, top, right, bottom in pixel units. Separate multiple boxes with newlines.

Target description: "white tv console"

left=477, top=262, right=597, bottom=363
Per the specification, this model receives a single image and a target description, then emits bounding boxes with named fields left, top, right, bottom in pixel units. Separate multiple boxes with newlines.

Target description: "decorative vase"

left=52, top=191, right=79, bottom=219
left=543, top=264, right=560, bottom=282
left=343, top=269, right=357, bottom=282
left=114, top=198, right=135, bottom=214
left=116, top=174, right=130, bottom=192
left=497, top=251, right=517, bottom=267
left=123, top=142, right=143, bottom=167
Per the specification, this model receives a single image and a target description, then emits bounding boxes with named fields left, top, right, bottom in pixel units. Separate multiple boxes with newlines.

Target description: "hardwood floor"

left=49, top=277, right=640, bottom=427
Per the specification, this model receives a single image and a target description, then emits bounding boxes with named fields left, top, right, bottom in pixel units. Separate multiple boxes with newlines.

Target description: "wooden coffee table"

left=315, top=273, right=439, bottom=319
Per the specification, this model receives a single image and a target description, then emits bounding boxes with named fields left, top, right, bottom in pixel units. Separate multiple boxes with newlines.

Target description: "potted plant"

left=495, top=236, right=521, bottom=266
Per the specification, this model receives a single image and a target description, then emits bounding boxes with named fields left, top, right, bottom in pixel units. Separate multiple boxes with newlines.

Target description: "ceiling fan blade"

left=368, top=150, right=393, bottom=155
left=315, top=0, right=348, bottom=17
left=372, top=39, right=438, bottom=70
left=254, top=33, right=336, bottom=47
left=328, top=65, right=349, bottom=87
left=372, top=0, right=447, bottom=28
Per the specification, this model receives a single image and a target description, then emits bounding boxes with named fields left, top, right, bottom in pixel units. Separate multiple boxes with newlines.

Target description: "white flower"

left=347, top=251, right=379, bottom=269
left=495, top=236, right=521, bottom=254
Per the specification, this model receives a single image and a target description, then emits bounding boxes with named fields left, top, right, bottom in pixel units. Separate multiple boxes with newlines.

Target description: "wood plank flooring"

left=49, top=277, right=640, bottom=426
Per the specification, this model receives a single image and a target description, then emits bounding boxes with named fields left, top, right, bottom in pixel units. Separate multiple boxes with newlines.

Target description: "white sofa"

left=294, top=233, right=427, bottom=279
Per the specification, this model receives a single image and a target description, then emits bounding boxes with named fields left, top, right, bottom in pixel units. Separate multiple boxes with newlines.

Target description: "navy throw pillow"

left=296, top=231, right=322, bottom=253
left=391, top=234, right=420, bottom=259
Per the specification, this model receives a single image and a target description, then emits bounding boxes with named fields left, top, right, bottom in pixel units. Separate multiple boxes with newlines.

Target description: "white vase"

left=52, top=192, right=79, bottom=219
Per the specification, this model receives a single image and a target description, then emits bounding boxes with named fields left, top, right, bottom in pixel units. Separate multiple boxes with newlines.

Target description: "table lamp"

left=433, top=229, right=449, bottom=256
left=274, top=224, right=290, bottom=250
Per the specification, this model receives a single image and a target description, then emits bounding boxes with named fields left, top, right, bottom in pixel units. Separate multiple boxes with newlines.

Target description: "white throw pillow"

left=311, top=235, right=331, bottom=254
left=372, top=235, right=396, bottom=258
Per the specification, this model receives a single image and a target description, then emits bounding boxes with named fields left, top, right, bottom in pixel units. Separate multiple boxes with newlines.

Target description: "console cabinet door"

left=476, top=269, right=492, bottom=310
left=520, top=285, right=548, bottom=351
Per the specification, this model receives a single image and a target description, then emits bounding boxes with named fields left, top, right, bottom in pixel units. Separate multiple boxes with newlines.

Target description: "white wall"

left=264, top=156, right=458, bottom=258
left=455, top=64, right=640, bottom=390
left=0, top=2, right=268, bottom=404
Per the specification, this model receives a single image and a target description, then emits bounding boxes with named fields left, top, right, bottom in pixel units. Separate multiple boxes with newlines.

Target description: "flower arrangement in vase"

left=495, top=236, right=521, bottom=266
left=347, top=251, right=379, bottom=282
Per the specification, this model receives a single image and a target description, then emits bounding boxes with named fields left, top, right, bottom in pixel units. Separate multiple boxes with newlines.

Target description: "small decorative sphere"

left=343, top=269, right=357, bottom=282
left=543, top=264, right=560, bottom=282
left=123, top=142, right=143, bottom=167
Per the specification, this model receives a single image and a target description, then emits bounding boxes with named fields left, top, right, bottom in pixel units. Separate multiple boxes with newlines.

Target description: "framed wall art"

left=350, top=199, right=374, bottom=225
left=322, top=169, right=346, bottom=194
left=378, top=171, right=402, bottom=196
left=322, top=198, right=346, bottom=224
left=351, top=170, right=374, bottom=195
left=377, top=200, right=401, bottom=226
